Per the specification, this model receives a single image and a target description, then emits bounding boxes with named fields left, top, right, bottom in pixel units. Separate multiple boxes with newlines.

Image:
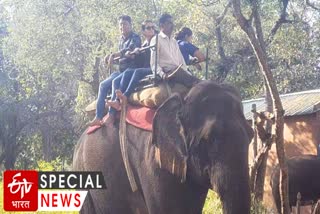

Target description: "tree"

left=230, top=0, right=289, bottom=212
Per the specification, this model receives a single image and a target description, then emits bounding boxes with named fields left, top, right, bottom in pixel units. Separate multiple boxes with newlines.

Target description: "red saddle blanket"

left=87, top=105, right=156, bottom=134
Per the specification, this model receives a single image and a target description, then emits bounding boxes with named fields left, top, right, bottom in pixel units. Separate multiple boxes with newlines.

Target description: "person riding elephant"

left=150, top=13, right=200, bottom=88
left=175, top=27, right=206, bottom=70
left=107, top=20, right=156, bottom=111
left=88, top=15, right=141, bottom=127
left=73, top=80, right=254, bottom=214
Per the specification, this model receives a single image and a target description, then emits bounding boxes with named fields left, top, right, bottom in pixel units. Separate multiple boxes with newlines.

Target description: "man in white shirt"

left=150, top=13, right=200, bottom=88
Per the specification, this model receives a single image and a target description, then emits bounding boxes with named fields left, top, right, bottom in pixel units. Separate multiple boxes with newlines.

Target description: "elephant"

left=270, top=155, right=320, bottom=213
left=73, top=81, right=254, bottom=214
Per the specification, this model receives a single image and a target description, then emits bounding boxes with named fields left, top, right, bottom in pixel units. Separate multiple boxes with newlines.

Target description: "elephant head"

left=152, top=81, right=253, bottom=214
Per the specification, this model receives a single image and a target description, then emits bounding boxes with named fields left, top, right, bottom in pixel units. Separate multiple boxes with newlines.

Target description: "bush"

left=203, top=190, right=270, bottom=214
left=36, top=157, right=69, bottom=171
left=203, top=190, right=223, bottom=213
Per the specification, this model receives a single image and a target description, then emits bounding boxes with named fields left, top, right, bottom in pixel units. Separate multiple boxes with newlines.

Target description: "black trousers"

left=168, top=68, right=200, bottom=88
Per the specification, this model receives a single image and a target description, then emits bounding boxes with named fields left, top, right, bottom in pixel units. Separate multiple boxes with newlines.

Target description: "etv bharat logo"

left=8, top=172, right=34, bottom=199
left=4, top=171, right=38, bottom=211
left=3, top=170, right=106, bottom=212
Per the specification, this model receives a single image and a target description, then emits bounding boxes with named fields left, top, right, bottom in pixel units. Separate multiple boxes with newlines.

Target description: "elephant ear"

left=152, top=94, right=188, bottom=182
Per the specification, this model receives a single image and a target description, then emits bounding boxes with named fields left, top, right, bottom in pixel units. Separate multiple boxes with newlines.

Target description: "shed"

left=242, top=89, right=320, bottom=208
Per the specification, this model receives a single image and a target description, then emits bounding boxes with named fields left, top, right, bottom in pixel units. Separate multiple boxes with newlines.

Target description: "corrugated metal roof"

left=242, top=89, right=320, bottom=120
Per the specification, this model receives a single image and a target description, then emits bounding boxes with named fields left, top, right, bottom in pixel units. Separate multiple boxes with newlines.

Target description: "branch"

left=231, top=0, right=250, bottom=33
left=249, top=137, right=273, bottom=190
left=214, top=1, right=235, bottom=82
left=215, top=3, right=230, bottom=60
left=306, top=0, right=320, bottom=11
left=58, top=0, right=75, bottom=17
left=186, top=0, right=219, bottom=7
left=266, top=0, right=293, bottom=45
left=215, top=1, right=232, bottom=58
left=251, top=0, right=266, bottom=52
left=216, top=1, right=232, bottom=25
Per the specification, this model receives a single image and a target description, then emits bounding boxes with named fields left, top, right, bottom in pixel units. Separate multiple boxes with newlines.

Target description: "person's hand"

left=125, top=51, right=135, bottom=59
left=104, top=54, right=114, bottom=65
left=189, top=57, right=199, bottom=65
left=107, top=54, right=114, bottom=65
left=104, top=54, right=109, bottom=65
left=130, top=48, right=140, bottom=55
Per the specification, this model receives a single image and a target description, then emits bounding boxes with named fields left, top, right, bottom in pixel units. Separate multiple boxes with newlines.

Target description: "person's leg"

left=89, top=71, right=120, bottom=126
left=123, top=68, right=152, bottom=98
left=104, top=68, right=135, bottom=125
left=108, top=68, right=135, bottom=109
left=119, top=68, right=135, bottom=92
left=111, top=74, right=123, bottom=101
left=169, top=68, right=200, bottom=88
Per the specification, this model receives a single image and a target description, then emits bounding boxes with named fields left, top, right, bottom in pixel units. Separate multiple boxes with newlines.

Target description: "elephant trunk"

left=210, top=162, right=251, bottom=214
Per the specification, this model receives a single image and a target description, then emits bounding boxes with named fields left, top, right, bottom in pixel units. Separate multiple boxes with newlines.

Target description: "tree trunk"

left=254, top=82, right=273, bottom=201
left=92, top=55, right=101, bottom=94
left=40, top=124, right=53, bottom=162
left=231, top=0, right=290, bottom=213
left=1, top=108, right=19, bottom=169
left=4, top=136, right=18, bottom=169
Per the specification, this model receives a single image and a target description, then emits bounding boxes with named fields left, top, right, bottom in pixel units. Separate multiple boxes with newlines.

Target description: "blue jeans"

left=96, top=71, right=120, bottom=119
left=109, top=68, right=152, bottom=114
left=109, top=68, right=135, bottom=115
left=111, top=68, right=136, bottom=101
left=123, top=68, right=152, bottom=97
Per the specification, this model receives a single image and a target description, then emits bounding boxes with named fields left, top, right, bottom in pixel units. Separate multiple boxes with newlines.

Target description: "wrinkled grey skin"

left=271, top=155, right=320, bottom=213
left=73, top=81, right=253, bottom=214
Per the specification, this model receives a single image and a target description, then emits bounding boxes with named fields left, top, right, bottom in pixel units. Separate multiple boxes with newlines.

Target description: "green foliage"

left=36, top=157, right=68, bottom=171
left=14, top=132, right=74, bottom=171
left=251, top=195, right=270, bottom=214
left=203, top=190, right=223, bottom=214
left=203, top=191, right=271, bottom=214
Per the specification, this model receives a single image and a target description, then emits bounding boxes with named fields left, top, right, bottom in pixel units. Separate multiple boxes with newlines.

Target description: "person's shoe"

left=88, top=118, right=103, bottom=127
left=106, top=100, right=121, bottom=111
left=115, top=90, right=128, bottom=104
